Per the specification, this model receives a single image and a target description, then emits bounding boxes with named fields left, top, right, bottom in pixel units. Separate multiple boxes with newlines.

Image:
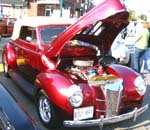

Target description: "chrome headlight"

left=68, top=85, right=83, bottom=107
left=134, top=76, right=147, bottom=95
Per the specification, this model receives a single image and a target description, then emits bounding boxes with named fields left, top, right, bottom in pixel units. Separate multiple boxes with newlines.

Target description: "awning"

left=37, top=0, right=59, bottom=4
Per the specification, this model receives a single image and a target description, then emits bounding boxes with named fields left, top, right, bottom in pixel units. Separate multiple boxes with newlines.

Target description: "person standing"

left=133, top=21, right=150, bottom=73
left=141, top=22, right=150, bottom=73
left=111, top=29, right=130, bottom=66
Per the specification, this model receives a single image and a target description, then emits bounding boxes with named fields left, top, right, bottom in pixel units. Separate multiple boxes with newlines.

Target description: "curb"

left=0, top=45, right=3, bottom=72
left=0, top=64, right=3, bottom=72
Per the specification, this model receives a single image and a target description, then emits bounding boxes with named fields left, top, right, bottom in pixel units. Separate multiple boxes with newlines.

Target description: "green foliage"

left=128, top=10, right=148, bottom=21
left=128, top=10, right=136, bottom=21
left=140, top=14, right=147, bottom=21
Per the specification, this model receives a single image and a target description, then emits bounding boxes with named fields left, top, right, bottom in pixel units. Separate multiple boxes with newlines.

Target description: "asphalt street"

left=0, top=37, right=150, bottom=130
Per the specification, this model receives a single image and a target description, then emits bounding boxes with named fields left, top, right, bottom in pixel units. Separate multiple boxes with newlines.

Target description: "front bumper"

left=63, top=104, right=148, bottom=129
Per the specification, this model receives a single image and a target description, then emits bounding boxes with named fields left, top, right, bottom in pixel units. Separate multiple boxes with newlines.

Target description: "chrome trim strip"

left=63, top=104, right=148, bottom=129
left=96, top=109, right=106, bottom=112
left=96, top=99, right=106, bottom=102
left=116, top=89, right=122, bottom=112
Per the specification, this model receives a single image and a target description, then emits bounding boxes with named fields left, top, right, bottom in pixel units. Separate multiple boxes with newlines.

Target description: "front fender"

left=3, top=43, right=17, bottom=69
left=34, top=71, right=95, bottom=115
left=108, top=64, right=144, bottom=102
left=35, top=70, right=74, bottom=113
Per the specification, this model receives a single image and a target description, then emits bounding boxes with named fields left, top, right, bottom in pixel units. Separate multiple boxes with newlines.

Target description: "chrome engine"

left=66, top=59, right=103, bottom=80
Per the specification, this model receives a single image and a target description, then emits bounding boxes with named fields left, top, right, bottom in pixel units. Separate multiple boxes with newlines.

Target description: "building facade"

left=0, top=0, right=93, bottom=19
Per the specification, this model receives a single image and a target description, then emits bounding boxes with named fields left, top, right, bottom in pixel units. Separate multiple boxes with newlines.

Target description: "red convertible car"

left=2, top=0, right=148, bottom=129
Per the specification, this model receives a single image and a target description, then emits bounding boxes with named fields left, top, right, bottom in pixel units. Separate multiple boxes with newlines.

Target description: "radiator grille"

left=105, top=88, right=122, bottom=117
left=92, top=78, right=123, bottom=118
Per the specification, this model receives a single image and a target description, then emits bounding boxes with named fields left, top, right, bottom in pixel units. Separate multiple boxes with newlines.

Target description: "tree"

left=140, top=14, right=147, bottom=21
left=128, top=9, right=136, bottom=21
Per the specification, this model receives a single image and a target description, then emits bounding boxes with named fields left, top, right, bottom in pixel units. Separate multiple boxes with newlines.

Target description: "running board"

left=9, top=70, right=35, bottom=97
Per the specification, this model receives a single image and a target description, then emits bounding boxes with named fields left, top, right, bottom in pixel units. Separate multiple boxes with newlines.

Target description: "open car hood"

left=45, top=0, right=129, bottom=57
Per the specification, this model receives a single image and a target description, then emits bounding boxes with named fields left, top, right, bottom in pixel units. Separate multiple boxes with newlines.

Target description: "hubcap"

left=39, top=96, right=51, bottom=123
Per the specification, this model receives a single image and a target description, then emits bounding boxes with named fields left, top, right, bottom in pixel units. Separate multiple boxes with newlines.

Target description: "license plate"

left=74, top=106, right=94, bottom=121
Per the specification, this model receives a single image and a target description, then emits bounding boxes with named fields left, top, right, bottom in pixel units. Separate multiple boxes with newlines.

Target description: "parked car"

left=0, top=17, right=16, bottom=41
left=2, top=0, right=148, bottom=129
left=0, top=81, right=39, bottom=130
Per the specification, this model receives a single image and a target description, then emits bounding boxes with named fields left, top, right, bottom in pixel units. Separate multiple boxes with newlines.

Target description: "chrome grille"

left=105, top=80, right=123, bottom=117
left=105, top=87, right=123, bottom=117
left=91, top=77, right=123, bottom=118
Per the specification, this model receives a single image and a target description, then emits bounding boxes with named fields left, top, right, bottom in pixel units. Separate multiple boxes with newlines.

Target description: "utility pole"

left=60, top=0, right=63, bottom=17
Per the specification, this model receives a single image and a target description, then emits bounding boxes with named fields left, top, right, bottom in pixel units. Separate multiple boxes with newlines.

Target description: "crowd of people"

left=111, top=15, right=150, bottom=74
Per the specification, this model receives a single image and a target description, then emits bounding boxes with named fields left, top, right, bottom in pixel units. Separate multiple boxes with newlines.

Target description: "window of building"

left=45, top=5, right=54, bottom=16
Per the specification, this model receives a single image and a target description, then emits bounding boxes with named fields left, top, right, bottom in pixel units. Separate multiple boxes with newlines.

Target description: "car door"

left=14, top=26, right=40, bottom=82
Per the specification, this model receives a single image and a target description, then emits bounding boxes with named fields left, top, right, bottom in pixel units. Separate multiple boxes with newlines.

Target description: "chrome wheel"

left=37, top=91, right=58, bottom=128
left=39, top=95, right=51, bottom=123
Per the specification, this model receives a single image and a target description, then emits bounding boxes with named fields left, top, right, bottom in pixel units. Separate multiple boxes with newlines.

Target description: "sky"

left=125, top=0, right=150, bottom=11
left=124, top=0, right=150, bottom=17
left=91, top=0, right=150, bottom=11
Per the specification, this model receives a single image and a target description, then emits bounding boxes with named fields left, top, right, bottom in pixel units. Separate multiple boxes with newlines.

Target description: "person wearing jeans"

left=133, top=21, right=150, bottom=73
left=134, top=47, right=146, bottom=73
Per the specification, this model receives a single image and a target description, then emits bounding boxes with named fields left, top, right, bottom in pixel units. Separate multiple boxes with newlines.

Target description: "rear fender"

left=3, top=43, right=17, bottom=69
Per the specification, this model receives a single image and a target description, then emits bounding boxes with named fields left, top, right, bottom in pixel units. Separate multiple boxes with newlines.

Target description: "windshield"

left=40, top=26, right=67, bottom=44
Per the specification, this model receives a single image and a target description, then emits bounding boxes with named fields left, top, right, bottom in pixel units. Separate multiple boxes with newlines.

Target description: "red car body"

left=2, top=0, right=148, bottom=129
